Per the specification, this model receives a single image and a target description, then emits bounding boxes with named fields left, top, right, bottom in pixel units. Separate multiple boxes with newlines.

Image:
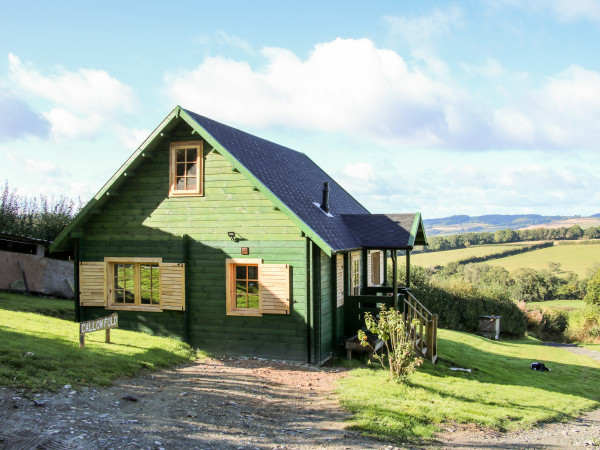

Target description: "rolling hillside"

left=425, top=214, right=600, bottom=236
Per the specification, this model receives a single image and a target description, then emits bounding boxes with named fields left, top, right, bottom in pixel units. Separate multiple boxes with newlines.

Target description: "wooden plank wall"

left=318, top=249, right=332, bottom=362
left=80, top=120, right=308, bottom=361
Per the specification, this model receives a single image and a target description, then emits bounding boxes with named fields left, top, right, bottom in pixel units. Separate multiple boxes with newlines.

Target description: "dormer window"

left=169, top=141, right=203, bottom=197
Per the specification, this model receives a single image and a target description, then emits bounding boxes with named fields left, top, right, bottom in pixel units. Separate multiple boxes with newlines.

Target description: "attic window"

left=169, top=141, right=203, bottom=197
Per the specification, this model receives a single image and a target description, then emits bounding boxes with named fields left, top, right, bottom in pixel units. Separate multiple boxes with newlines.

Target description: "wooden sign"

left=79, top=313, right=118, bottom=349
left=241, top=247, right=249, bottom=255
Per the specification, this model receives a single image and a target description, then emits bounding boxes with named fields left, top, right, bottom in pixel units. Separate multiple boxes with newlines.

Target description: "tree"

left=566, top=225, right=584, bottom=240
left=584, top=227, right=600, bottom=240
left=0, top=181, right=81, bottom=241
left=584, top=269, right=600, bottom=306
left=511, top=268, right=544, bottom=302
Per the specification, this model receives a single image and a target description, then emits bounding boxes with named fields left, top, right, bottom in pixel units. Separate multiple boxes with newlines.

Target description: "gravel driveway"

left=2, top=346, right=600, bottom=449
left=0, top=357, right=390, bottom=449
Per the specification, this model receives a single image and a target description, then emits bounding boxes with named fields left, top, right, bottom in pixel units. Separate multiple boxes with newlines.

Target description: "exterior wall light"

left=228, top=231, right=236, bottom=241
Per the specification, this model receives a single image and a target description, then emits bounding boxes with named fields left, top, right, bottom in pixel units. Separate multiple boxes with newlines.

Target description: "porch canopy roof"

left=341, top=213, right=428, bottom=250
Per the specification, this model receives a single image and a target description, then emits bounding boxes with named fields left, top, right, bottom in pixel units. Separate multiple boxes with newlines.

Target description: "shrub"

left=517, top=301, right=544, bottom=328
left=566, top=304, right=600, bottom=343
left=543, top=309, right=569, bottom=335
left=584, top=269, right=600, bottom=306
left=358, top=307, right=423, bottom=382
left=413, top=275, right=526, bottom=337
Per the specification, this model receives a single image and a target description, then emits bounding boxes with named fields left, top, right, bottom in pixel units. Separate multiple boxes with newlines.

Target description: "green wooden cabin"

left=51, top=106, right=430, bottom=364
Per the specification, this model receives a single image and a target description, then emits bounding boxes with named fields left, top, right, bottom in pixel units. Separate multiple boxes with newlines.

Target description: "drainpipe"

left=74, top=238, right=81, bottom=323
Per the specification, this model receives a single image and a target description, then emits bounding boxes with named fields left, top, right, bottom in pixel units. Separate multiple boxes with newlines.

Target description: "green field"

left=412, top=244, right=528, bottom=267
left=527, top=300, right=585, bottom=312
left=477, top=245, right=600, bottom=278
left=413, top=244, right=600, bottom=278
left=338, top=328, right=600, bottom=443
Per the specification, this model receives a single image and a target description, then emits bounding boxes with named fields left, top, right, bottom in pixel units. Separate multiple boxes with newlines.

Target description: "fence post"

left=426, top=320, right=433, bottom=360
left=432, top=314, right=438, bottom=359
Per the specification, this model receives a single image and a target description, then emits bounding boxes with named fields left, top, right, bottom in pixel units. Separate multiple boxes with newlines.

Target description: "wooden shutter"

left=79, top=262, right=106, bottom=307
left=160, top=263, right=185, bottom=310
left=259, top=263, right=290, bottom=314
left=336, top=254, right=344, bottom=307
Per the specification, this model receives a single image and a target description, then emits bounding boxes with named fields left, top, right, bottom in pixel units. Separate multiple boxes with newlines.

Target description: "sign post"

left=79, top=313, right=118, bottom=349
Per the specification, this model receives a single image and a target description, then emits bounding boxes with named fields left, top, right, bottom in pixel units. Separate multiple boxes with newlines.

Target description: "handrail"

left=401, top=290, right=438, bottom=363
left=406, top=290, right=434, bottom=317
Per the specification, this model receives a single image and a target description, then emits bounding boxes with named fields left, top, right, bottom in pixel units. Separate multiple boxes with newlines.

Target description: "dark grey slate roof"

left=341, top=214, right=417, bottom=249
left=185, top=110, right=368, bottom=252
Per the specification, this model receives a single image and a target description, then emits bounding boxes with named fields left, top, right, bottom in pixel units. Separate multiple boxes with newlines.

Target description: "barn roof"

left=50, top=106, right=427, bottom=255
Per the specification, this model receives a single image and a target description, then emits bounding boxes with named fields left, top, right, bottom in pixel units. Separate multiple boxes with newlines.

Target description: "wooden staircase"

left=402, top=290, right=438, bottom=363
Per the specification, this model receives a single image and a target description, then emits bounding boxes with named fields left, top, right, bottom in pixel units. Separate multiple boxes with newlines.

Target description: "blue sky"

left=1, top=0, right=599, bottom=218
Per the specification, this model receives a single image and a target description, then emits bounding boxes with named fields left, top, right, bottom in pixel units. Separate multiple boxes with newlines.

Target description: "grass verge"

left=337, top=328, right=600, bottom=444
left=0, top=292, right=75, bottom=320
left=0, top=304, right=198, bottom=393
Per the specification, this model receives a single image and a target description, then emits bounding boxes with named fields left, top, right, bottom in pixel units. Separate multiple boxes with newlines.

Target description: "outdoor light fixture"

left=228, top=231, right=236, bottom=241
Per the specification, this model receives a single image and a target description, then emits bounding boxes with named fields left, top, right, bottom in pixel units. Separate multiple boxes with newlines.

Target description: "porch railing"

left=345, top=287, right=438, bottom=362
left=403, top=290, right=438, bottom=363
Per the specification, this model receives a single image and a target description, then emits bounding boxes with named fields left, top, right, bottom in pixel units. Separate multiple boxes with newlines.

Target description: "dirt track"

left=2, top=351, right=600, bottom=449
left=0, top=357, right=391, bottom=449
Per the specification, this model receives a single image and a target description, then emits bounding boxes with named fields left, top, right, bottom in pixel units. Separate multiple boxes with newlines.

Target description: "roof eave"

left=408, top=212, right=429, bottom=247
left=50, top=106, right=183, bottom=253
left=179, top=108, right=335, bottom=257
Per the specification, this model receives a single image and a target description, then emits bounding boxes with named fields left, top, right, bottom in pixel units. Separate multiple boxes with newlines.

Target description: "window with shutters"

left=169, top=141, right=203, bottom=197
left=111, top=261, right=160, bottom=308
left=225, top=258, right=290, bottom=316
left=79, top=258, right=185, bottom=312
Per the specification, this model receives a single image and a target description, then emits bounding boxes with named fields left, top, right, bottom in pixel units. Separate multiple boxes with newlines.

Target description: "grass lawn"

left=579, top=343, right=600, bottom=351
left=0, top=296, right=198, bottom=392
left=527, top=300, right=585, bottom=312
left=476, top=245, right=600, bottom=278
left=0, top=292, right=76, bottom=320
left=412, top=244, right=528, bottom=268
left=338, top=329, right=600, bottom=444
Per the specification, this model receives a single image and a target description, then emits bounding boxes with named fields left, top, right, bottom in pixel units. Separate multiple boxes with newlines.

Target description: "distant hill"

left=424, top=214, right=600, bottom=236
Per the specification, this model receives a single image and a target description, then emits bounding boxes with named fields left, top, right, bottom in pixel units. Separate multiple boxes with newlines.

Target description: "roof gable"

left=50, top=106, right=427, bottom=255
left=341, top=213, right=428, bottom=249
left=181, top=109, right=368, bottom=253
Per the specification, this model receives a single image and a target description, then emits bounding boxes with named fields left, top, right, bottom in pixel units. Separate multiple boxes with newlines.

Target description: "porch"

left=338, top=213, right=436, bottom=362
left=344, top=285, right=438, bottom=362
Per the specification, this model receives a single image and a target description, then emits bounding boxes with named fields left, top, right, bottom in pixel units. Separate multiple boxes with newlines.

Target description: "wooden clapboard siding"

left=80, top=121, right=309, bottom=361
left=318, top=249, right=333, bottom=362
left=79, top=262, right=105, bottom=306
left=336, top=254, right=344, bottom=307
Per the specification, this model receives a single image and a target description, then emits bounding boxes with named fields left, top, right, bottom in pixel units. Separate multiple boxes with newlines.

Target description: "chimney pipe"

left=321, top=181, right=330, bottom=213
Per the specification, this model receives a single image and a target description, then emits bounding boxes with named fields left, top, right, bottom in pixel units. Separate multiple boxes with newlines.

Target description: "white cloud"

left=165, top=32, right=600, bottom=152
left=353, top=159, right=600, bottom=217
left=116, top=126, right=151, bottom=150
left=166, top=38, right=466, bottom=147
left=494, top=65, right=600, bottom=149
left=547, top=0, right=600, bottom=23
left=490, top=0, right=600, bottom=24
left=24, top=158, right=63, bottom=176
left=462, top=58, right=506, bottom=78
left=193, top=31, right=255, bottom=55
left=384, top=7, right=463, bottom=52
left=7, top=54, right=137, bottom=140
